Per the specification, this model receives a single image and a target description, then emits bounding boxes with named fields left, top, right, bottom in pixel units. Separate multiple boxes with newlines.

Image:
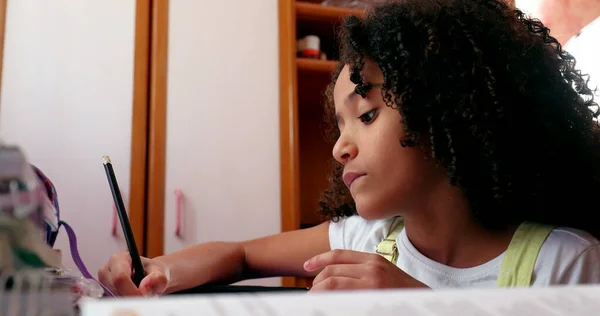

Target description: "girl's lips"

left=343, top=172, right=366, bottom=187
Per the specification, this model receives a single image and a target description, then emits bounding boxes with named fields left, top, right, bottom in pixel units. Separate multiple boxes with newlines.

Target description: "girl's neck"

left=401, top=181, right=516, bottom=268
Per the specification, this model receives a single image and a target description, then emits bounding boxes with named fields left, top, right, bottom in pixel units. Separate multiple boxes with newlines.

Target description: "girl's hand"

left=303, top=250, right=428, bottom=292
left=98, top=252, right=170, bottom=297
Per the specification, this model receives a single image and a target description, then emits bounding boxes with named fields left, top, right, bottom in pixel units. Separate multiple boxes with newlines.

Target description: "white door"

left=164, top=0, right=281, bottom=285
left=0, top=1, right=137, bottom=278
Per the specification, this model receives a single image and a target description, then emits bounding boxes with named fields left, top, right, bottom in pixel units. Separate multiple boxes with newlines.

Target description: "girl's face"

left=332, top=60, right=446, bottom=220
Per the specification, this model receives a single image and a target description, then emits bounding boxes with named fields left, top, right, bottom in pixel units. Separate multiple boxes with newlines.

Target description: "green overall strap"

left=496, top=222, right=556, bottom=287
left=376, top=218, right=404, bottom=265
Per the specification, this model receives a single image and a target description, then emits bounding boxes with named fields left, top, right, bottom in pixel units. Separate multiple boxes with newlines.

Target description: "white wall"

left=0, top=1, right=137, bottom=277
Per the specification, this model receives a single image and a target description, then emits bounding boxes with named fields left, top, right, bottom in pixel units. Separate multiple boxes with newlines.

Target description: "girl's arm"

left=156, top=221, right=331, bottom=294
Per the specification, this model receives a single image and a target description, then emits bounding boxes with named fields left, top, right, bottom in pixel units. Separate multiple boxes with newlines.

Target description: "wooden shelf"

left=296, top=2, right=364, bottom=22
left=279, top=1, right=357, bottom=289
left=297, top=58, right=337, bottom=74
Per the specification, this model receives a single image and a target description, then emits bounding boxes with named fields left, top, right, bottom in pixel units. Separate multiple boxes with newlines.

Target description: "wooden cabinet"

left=141, top=0, right=363, bottom=288
left=148, top=0, right=282, bottom=287
left=0, top=0, right=363, bottom=288
left=279, top=1, right=363, bottom=287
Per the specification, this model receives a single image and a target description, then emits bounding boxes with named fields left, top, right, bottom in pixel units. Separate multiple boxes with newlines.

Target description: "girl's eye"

left=358, top=109, right=377, bottom=124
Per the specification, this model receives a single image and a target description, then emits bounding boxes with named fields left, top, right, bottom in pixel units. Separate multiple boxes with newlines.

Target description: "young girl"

left=98, top=0, right=600, bottom=296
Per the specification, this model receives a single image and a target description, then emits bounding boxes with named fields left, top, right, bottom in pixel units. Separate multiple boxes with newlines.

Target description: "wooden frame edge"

left=146, top=0, right=168, bottom=259
left=279, top=0, right=301, bottom=287
left=129, top=0, right=151, bottom=256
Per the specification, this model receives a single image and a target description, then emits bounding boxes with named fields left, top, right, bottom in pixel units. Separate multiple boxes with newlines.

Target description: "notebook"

left=80, top=283, right=600, bottom=316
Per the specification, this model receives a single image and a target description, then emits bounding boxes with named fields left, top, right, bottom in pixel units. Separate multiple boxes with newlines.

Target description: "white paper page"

left=80, top=285, right=600, bottom=316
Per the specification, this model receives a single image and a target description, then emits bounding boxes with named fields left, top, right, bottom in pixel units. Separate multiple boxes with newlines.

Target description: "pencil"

left=102, top=155, right=146, bottom=287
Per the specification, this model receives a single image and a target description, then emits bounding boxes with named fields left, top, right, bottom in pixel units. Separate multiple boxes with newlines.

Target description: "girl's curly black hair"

left=318, top=0, right=600, bottom=238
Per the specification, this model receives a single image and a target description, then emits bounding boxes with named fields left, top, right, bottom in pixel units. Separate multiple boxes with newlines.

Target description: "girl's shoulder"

left=545, top=226, right=600, bottom=249
left=534, top=226, right=600, bottom=285
left=329, top=215, right=402, bottom=252
left=541, top=226, right=600, bottom=260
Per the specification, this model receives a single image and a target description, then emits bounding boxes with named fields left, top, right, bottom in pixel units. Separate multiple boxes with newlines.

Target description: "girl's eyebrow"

left=344, top=82, right=383, bottom=104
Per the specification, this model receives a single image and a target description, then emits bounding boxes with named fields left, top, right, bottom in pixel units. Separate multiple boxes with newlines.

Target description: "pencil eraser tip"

left=102, top=155, right=111, bottom=164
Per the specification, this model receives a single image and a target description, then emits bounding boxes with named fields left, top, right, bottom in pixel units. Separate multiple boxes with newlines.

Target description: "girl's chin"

left=354, top=194, right=399, bottom=221
left=355, top=203, right=387, bottom=221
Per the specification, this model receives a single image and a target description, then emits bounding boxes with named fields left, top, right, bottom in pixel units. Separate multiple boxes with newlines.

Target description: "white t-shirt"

left=329, top=216, right=600, bottom=288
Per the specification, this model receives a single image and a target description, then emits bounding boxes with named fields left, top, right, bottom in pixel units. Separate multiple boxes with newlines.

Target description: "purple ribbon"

left=60, top=220, right=115, bottom=297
